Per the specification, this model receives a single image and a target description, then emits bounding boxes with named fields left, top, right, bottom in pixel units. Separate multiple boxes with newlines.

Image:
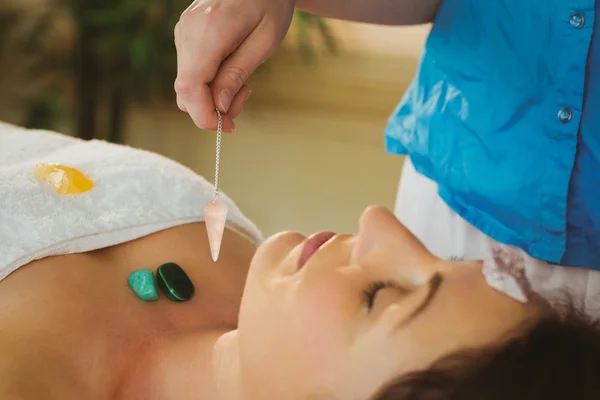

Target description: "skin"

left=174, top=0, right=443, bottom=131
left=295, top=0, right=443, bottom=25
left=0, top=223, right=255, bottom=400
left=0, top=206, right=539, bottom=400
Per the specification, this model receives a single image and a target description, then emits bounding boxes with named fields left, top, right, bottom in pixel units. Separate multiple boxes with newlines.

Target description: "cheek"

left=291, top=276, right=358, bottom=359
left=239, top=275, right=356, bottom=391
left=298, top=273, right=356, bottom=323
left=267, top=279, right=357, bottom=391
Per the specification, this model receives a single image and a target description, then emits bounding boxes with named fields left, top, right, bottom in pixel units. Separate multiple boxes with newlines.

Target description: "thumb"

left=211, top=24, right=280, bottom=113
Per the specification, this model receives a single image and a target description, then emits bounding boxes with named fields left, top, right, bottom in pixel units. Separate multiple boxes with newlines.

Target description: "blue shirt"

left=385, top=0, right=600, bottom=269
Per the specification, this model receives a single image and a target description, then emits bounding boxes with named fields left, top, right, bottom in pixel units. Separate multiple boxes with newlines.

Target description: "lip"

left=297, top=231, right=336, bottom=270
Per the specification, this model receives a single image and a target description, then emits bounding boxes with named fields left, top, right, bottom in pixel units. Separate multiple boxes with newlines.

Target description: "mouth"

left=297, top=231, right=336, bottom=270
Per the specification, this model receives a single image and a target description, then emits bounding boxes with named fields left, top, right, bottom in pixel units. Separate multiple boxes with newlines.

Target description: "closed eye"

left=362, top=280, right=398, bottom=309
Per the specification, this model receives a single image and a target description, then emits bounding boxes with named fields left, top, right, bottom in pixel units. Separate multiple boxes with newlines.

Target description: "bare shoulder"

left=0, top=334, right=36, bottom=400
left=0, top=331, right=84, bottom=400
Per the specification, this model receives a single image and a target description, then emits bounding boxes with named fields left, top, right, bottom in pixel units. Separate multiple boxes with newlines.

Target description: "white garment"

left=394, top=158, right=488, bottom=261
left=0, top=122, right=263, bottom=282
left=395, top=157, right=600, bottom=317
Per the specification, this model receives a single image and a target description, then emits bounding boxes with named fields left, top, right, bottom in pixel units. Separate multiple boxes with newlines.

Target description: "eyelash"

left=362, top=280, right=397, bottom=309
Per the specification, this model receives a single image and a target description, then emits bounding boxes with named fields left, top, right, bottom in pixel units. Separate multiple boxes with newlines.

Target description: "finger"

left=176, top=80, right=230, bottom=131
left=221, top=115, right=236, bottom=133
left=176, top=94, right=187, bottom=112
left=176, top=81, right=236, bottom=131
left=174, top=6, right=252, bottom=130
left=227, top=84, right=252, bottom=119
left=175, top=28, right=219, bottom=129
left=210, top=21, right=278, bottom=114
left=184, top=0, right=216, bottom=14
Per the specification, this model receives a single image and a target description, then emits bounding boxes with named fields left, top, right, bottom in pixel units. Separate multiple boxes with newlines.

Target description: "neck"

left=116, top=329, right=249, bottom=400
left=213, top=330, right=251, bottom=400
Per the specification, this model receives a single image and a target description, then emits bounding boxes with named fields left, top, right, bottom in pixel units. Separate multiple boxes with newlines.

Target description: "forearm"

left=295, top=0, right=442, bottom=25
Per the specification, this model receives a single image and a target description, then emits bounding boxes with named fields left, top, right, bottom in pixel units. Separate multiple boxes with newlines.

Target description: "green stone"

left=156, top=262, right=195, bottom=302
left=128, top=269, right=159, bottom=301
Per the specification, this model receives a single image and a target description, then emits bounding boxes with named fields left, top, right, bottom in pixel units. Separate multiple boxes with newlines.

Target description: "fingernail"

left=245, top=89, right=252, bottom=101
left=219, top=90, right=232, bottom=112
left=225, top=123, right=235, bottom=133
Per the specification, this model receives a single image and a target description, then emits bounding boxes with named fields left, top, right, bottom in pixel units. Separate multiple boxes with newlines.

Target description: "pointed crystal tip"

left=211, top=247, right=220, bottom=262
left=204, top=199, right=228, bottom=263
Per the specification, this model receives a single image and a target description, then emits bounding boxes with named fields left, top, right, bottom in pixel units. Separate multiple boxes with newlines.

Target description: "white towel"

left=0, top=122, right=263, bottom=281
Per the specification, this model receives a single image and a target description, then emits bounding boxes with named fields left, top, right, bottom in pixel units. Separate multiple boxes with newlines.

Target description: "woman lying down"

left=1, top=121, right=600, bottom=400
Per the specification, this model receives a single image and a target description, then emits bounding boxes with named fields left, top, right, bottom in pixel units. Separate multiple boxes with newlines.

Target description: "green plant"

left=10, top=1, right=338, bottom=141
left=61, top=0, right=190, bottom=142
left=293, top=10, right=338, bottom=62
left=0, top=2, right=73, bottom=129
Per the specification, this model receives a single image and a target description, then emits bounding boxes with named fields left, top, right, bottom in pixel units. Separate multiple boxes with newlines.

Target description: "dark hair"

left=373, top=306, right=600, bottom=400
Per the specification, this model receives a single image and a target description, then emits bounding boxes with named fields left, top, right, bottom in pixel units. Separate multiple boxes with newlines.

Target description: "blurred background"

left=0, top=0, right=430, bottom=236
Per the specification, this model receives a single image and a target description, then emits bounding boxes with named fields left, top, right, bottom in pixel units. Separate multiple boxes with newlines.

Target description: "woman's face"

left=233, top=206, right=537, bottom=399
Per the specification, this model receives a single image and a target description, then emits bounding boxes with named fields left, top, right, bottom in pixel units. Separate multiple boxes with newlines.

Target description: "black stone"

left=156, top=262, right=195, bottom=302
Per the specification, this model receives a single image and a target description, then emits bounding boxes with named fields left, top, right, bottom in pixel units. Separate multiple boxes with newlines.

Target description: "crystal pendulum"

left=204, top=109, right=228, bottom=262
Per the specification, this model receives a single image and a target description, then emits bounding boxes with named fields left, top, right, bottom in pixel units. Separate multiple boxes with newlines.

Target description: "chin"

left=261, top=230, right=307, bottom=251
left=250, top=230, right=306, bottom=272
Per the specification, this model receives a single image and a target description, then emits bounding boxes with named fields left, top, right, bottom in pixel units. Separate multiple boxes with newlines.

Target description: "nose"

left=352, top=205, right=437, bottom=285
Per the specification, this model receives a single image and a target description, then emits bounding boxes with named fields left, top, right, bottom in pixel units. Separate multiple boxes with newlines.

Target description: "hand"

left=175, top=0, right=295, bottom=132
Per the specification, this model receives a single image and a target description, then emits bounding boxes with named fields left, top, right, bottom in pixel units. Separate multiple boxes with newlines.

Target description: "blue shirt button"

left=570, top=13, right=585, bottom=29
left=558, top=107, right=573, bottom=123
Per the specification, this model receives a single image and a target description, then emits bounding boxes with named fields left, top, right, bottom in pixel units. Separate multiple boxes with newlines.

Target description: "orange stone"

left=34, top=163, right=95, bottom=195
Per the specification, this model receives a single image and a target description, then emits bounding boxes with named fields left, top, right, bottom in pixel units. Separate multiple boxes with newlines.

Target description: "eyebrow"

left=396, top=273, right=444, bottom=329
